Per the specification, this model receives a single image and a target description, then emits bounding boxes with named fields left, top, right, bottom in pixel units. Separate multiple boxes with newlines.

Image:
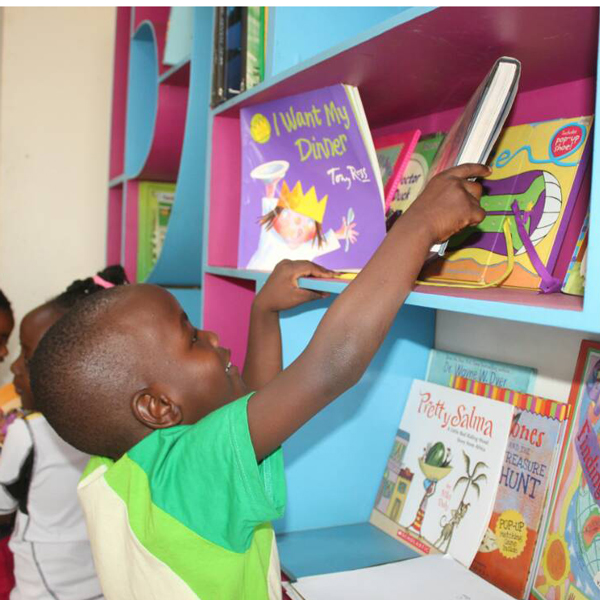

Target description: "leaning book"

left=370, top=379, right=514, bottom=567
left=450, top=376, right=570, bottom=599
left=238, top=84, right=386, bottom=272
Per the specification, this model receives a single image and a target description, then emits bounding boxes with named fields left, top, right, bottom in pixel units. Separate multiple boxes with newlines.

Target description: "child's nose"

left=204, top=331, right=220, bottom=348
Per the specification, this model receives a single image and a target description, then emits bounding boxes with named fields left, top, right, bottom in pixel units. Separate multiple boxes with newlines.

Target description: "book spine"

left=240, top=7, right=248, bottom=94
left=210, top=7, right=226, bottom=108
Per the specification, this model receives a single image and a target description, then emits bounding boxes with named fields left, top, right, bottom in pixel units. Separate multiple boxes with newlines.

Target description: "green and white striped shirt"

left=78, top=394, right=286, bottom=600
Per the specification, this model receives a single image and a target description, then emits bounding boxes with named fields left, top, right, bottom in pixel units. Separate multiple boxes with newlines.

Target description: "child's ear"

left=131, top=389, right=182, bottom=430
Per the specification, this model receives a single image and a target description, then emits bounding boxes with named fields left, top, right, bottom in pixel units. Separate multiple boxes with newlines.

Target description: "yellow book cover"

left=421, top=116, right=593, bottom=291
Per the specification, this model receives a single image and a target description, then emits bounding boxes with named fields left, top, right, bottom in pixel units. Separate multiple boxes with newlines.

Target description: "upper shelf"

left=214, top=7, right=599, bottom=129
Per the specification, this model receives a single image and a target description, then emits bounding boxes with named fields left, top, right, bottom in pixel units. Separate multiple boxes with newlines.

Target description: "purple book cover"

left=237, top=84, right=385, bottom=271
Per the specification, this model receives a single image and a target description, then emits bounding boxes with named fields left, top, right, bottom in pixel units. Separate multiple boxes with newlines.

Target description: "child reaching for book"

left=30, top=163, right=489, bottom=600
left=0, top=266, right=128, bottom=600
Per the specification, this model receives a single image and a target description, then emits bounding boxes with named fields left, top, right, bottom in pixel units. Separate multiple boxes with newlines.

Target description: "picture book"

left=374, top=129, right=421, bottom=214
left=210, top=7, right=226, bottom=108
left=286, top=555, right=513, bottom=600
left=238, top=84, right=386, bottom=272
left=420, top=116, right=594, bottom=291
left=426, top=57, right=521, bottom=255
left=370, top=380, right=514, bottom=567
left=562, top=212, right=589, bottom=296
left=137, top=181, right=176, bottom=283
left=244, top=7, right=264, bottom=91
left=532, top=341, right=600, bottom=600
left=426, top=348, right=536, bottom=393
left=386, top=132, right=445, bottom=224
left=451, top=376, right=570, bottom=599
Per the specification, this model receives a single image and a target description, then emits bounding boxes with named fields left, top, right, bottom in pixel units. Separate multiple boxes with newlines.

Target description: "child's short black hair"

left=0, top=289, right=12, bottom=316
left=30, top=286, right=137, bottom=458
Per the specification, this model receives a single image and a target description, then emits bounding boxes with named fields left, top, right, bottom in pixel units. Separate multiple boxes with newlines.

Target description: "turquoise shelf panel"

left=125, top=22, right=159, bottom=178
left=147, top=8, right=212, bottom=286
left=269, top=7, right=410, bottom=77
left=273, top=301, right=435, bottom=533
left=166, top=287, right=202, bottom=328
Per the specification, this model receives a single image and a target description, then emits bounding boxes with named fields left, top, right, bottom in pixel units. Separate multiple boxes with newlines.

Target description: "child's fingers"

left=296, top=289, right=330, bottom=302
left=464, top=179, right=484, bottom=200
left=445, top=163, right=492, bottom=180
left=292, top=261, right=336, bottom=279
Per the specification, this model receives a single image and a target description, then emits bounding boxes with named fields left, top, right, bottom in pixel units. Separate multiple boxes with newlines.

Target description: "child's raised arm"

left=247, top=163, right=489, bottom=460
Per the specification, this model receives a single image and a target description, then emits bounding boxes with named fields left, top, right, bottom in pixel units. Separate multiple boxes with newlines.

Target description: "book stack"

left=211, top=7, right=267, bottom=107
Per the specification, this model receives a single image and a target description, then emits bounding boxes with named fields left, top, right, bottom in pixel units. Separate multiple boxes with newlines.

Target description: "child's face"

left=0, top=309, right=13, bottom=363
left=118, top=286, right=247, bottom=427
left=273, top=208, right=317, bottom=249
left=11, top=304, right=62, bottom=410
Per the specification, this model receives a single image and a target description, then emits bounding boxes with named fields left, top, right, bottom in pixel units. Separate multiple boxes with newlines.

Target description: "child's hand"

left=406, top=163, right=489, bottom=244
left=255, top=260, right=335, bottom=312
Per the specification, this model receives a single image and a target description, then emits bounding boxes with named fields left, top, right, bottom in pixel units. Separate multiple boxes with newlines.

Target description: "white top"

left=0, top=413, right=103, bottom=600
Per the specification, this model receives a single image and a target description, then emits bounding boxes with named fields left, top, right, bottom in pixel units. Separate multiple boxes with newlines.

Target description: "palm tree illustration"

left=435, top=451, right=487, bottom=553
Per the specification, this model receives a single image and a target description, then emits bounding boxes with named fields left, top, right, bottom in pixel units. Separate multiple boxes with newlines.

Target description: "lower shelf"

left=277, top=522, right=419, bottom=580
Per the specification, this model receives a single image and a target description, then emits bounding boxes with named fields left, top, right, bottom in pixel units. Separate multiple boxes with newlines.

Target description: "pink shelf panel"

left=208, top=116, right=242, bottom=268
left=107, top=186, right=123, bottom=266
left=139, top=83, right=189, bottom=181
left=203, top=274, right=255, bottom=370
left=160, top=61, right=191, bottom=87
left=109, top=7, right=131, bottom=180
left=123, top=180, right=140, bottom=283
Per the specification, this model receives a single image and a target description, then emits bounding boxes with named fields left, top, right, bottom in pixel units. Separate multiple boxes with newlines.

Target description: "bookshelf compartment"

left=123, top=180, right=140, bottom=282
left=202, top=273, right=255, bottom=370
left=107, top=185, right=123, bottom=266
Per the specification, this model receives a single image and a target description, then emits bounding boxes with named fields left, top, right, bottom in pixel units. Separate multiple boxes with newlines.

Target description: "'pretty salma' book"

left=370, top=380, right=514, bottom=568
left=451, top=376, right=570, bottom=600
left=531, top=341, right=600, bottom=600
left=421, top=116, right=593, bottom=291
left=237, top=84, right=386, bottom=272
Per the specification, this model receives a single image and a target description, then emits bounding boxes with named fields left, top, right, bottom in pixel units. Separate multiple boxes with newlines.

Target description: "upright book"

left=238, top=84, right=386, bottom=272
left=370, top=379, right=514, bottom=567
left=450, top=376, right=570, bottom=599
left=532, top=341, right=600, bottom=600
left=426, top=57, right=521, bottom=255
left=420, top=116, right=593, bottom=291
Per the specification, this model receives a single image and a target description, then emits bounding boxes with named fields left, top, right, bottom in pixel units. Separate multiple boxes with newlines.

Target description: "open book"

left=427, top=57, right=521, bottom=255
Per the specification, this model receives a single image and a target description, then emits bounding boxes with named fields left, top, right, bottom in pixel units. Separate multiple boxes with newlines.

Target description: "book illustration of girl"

left=246, top=164, right=359, bottom=270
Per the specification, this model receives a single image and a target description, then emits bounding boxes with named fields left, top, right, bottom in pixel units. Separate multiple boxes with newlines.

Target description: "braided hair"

left=0, top=289, right=12, bottom=317
left=50, top=265, right=128, bottom=311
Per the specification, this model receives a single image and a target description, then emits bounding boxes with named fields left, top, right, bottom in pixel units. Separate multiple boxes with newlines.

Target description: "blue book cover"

left=426, top=349, right=536, bottom=393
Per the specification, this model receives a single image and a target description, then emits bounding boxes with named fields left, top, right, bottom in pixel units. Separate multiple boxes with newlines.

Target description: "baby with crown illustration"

left=246, top=160, right=359, bottom=270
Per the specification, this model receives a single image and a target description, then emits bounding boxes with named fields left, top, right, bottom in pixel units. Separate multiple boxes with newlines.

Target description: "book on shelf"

left=210, top=7, right=227, bottom=108
left=243, top=7, right=265, bottom=92
left=421, top=115, right=594, bottom=291
left=531, top=340, right=600, bottom=600
left=450, top=376, right=570, bottom=600
left=237, top=83, right=386, bottom=272
left=562, top=211, right=589, bottom=296
left=425, top=56, right=522, bottom=255
left=285, top=555, right=514, bottom=600
left=137, top=181, right=176, bottom=283
left=374, top=129, right=421, bottom=215
left=386, top=132, right=445, bottom=230
left=426, top=348, right=536, bottom=393
left=369, top=379, right=514, bottom=568
left=162, top=7, right=193, bottom=67
left=225, top=7, right=243, bottom=98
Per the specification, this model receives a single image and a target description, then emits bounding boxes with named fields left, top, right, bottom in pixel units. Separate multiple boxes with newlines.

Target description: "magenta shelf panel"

left=208, top=115, right=241, bottom=268
left=109, top=8, right=131, bottom=180
left=202, top=273, right=255, bottom=370
left=140, top=83, right=189, bottom=181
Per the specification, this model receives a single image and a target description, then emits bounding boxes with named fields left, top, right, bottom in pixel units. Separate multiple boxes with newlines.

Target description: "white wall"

left=0, top=7, right=116, bottom=384
left=436, top=311, right=600, bottom=402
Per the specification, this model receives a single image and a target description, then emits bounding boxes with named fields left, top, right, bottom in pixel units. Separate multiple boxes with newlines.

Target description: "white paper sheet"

left=290, top=555, right=513, bottom=600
